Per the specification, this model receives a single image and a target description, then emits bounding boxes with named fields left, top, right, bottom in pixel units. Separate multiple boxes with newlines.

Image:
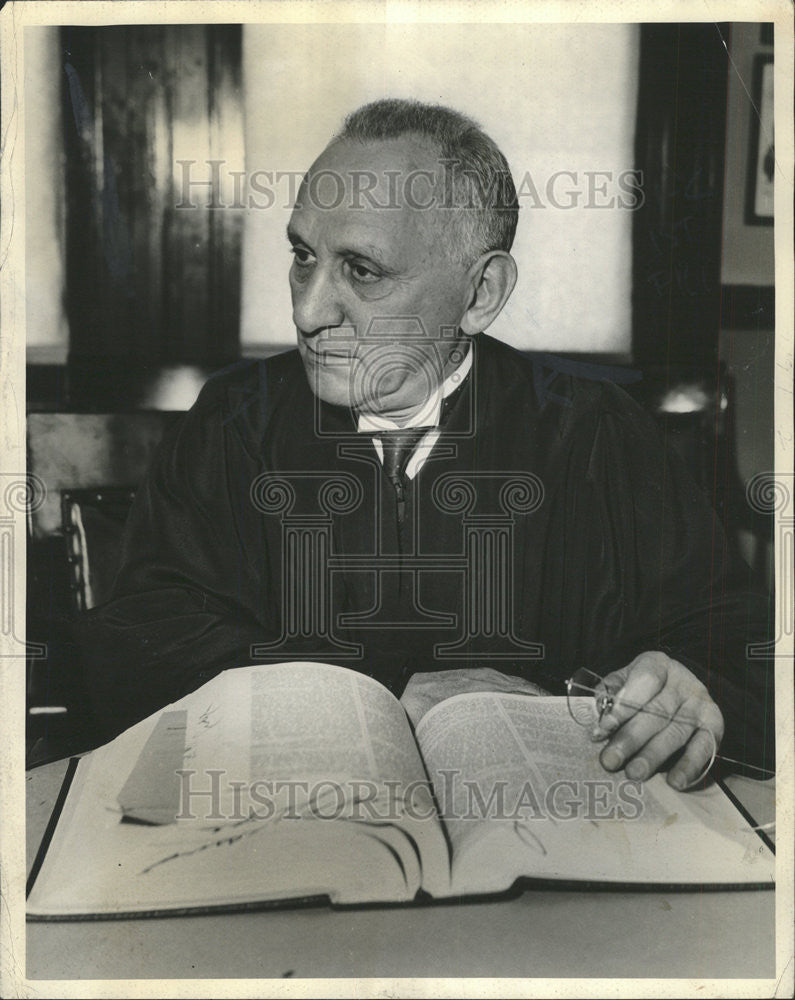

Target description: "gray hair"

left=336, top=98, right=519, bottom=265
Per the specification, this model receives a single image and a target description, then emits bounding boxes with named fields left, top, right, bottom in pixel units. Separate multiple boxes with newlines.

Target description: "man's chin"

left=301, top=363, right=358, bottom=411
left=300, top=353, right=422, bottom=416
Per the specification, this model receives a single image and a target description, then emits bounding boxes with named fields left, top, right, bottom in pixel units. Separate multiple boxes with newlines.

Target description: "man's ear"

left=459, top=251, right=518, bottom=336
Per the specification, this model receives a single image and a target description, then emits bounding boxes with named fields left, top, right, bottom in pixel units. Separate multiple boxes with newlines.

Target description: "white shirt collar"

left=357, top=342, right=473, bottom=433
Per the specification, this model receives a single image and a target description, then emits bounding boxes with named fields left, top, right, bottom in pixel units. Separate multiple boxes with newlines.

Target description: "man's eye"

left=290, top=247, right=314, bottom=266
left=348, top=261, right=381, bottom=283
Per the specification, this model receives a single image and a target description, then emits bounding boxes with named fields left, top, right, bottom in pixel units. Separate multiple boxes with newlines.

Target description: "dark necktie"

left=376, top=427, right=431, bottom=522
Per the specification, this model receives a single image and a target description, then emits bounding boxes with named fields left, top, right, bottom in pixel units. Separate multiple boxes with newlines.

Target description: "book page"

left=28, top=662, right=449, bottom=916
left=414, top=693, right=775, bottom=895
left=182, top=661, right=435, bottom=814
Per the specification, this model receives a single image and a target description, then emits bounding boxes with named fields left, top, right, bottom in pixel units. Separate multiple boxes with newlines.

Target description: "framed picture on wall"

left=745, top=54, right=774, bottom=225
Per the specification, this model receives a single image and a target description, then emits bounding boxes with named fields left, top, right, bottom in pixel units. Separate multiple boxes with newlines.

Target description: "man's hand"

left=593, top=651, right=724, bottom=790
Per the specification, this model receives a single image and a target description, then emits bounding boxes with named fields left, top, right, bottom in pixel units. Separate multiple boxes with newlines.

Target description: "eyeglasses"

left=565, top=667, right=775, bottom=791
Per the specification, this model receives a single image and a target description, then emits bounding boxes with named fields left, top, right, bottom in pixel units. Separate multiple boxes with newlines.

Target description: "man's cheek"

left=355, top=352, right=407, bottom=397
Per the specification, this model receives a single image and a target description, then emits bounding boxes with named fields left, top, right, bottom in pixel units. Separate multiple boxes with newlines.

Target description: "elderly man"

left=78, top=99, right=773, bottom=788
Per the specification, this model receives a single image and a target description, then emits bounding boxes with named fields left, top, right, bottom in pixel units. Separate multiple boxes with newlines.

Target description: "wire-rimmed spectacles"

left=565, top=667, right=775, bottom=791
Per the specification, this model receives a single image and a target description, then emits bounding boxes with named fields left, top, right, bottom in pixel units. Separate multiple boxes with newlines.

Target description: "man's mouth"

left=302, top=339, right=355, bottom=362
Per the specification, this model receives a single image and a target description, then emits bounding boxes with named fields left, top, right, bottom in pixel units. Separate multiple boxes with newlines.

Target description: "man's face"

left=287, top=136, right=473, bottom=418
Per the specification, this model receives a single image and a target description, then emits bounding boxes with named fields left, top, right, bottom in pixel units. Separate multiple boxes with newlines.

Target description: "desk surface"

left=26, top=760, right=776, bottom=981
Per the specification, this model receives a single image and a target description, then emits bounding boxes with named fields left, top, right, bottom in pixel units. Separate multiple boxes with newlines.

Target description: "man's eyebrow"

left=285, top=228, right=397, bottom=271
left=346, top=242, right=393, bottom=269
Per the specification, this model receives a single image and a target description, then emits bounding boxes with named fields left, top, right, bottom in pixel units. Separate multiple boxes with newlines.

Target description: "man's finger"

left=594, top=654, right=669, bottom=737
left=598, top=693, right=683, bottom=772
left=620, top=714, right=701, bottom=780
left=666, top=726, right=719, bottom=790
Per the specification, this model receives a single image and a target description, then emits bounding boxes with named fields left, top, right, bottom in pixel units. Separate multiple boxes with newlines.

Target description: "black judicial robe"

left=77, top=333, right=774, bottom=766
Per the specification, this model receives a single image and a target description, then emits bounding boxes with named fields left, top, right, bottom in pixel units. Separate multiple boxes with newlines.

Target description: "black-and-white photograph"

left=1, top=1, right=792, bottom=996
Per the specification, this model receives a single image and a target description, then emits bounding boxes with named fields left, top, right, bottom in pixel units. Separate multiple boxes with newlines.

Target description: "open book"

left=27, top=662, right=774, bottom=918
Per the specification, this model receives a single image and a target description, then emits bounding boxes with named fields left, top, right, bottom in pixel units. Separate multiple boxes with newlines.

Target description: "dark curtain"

left=632, top=22, right=730, bottom=370
left=61, top=25, right=243, bottom=387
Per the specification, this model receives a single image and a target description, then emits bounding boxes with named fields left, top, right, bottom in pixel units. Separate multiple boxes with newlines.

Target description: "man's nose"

left=292, top=266, right=345, bottom=336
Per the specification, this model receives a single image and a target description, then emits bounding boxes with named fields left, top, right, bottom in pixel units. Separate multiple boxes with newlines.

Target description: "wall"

left=720, top=326, right=774, bottom=487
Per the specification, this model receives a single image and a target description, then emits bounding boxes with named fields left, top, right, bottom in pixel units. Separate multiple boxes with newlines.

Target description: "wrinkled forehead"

left=296, top=135, right=445, bottom=216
